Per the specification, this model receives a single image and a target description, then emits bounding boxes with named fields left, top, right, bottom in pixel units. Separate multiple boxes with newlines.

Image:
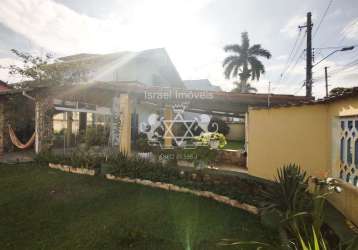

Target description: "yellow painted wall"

left=328, top=179, right=358, bottom=227
left=247, top=104, right=329, bottom=180
left=226, top=122, right=245, bottom=141
left=247, top=97, right=358, bottom=226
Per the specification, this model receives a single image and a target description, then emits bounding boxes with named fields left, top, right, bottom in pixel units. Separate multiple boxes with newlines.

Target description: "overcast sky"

left=1, top=0, right=358, bottom=97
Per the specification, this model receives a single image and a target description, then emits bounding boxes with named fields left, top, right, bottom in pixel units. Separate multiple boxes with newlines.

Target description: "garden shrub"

left=39, top=148, right=268, bottom=206
left=35, top=148, right=103, bottom=169
left=35, top=150, right=63, bottom=165
left=155, top=146, right=217, bottom=168
left=136, top=133, right=151, bottom=152
left=84, top=125, right=109, bottom=146
left=106, top=156, right=266, bottom=205
left=261, top=164, right=311, bottom=213
left=38, top=151, right=356, bottom=249
left=259, top=164, right=348, bottom=249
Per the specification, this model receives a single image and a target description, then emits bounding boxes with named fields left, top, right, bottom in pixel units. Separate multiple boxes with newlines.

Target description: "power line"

left=327, top=60, right=358, bottom=77
left=288, top=30, right=302, bottom=59
left=313, top=0, right=334, bottom=39
left=284, top=48, right=306, bottom=82
left=314, top=48, right=326, bottom=62
left=313, top=54, right=358, bottom=82
left=293, top=81, right=306, bottom=95
left=279, top=32, right=307, bottom=82
left=277, top=30, right=302, bottom=82
left=276, top=37, right=306, bottom=97
left=336, top=19, right=358, bottom=47
left=313, top=9, right=353, bottom=50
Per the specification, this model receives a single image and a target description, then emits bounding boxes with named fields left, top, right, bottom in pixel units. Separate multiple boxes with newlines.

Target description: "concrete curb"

left=49, top=163, right=96, bottom=176
left=105, top=173, right=259, bottom=215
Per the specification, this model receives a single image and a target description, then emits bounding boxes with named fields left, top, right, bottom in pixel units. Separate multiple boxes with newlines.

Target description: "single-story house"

left=51, top=48, right=185, bottom=132
left=0, top=47, right=311, bottom=157
left=246, top=87, right=358, bottom=225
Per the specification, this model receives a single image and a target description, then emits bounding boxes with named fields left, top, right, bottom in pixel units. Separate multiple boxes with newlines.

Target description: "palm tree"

left=223, top=32, right=272, bottom=86
left=232, top=81, right=257, bottom=93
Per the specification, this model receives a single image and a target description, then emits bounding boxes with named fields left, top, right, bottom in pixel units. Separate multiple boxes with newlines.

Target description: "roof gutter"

left=22, top=91, right=35, bottom=101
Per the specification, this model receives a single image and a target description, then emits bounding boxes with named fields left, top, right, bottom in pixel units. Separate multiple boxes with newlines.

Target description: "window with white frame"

left=339, top=117, right=358, bottom=187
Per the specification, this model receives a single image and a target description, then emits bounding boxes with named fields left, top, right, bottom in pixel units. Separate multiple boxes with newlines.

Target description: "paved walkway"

left=212, top=164, right=248, bottom=173
left=0, top=150, right=35, bottom=164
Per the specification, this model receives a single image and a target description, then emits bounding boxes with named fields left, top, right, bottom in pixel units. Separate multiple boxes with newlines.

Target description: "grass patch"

left=0, top=163, right=276, bottom=249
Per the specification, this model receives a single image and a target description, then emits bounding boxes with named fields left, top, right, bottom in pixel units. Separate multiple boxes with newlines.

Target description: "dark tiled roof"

left=0, top=80, right=11, bottom=92
left=251, top=87, right=358, bottom=110
left=183, top=79, right=222, bottom=91
left=318, top=87, right=358, bottom=102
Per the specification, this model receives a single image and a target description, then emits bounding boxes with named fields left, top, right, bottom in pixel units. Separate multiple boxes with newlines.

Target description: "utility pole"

left=324, top=66, right=329, bottom=97
left=306, top=12, right=313, bottom=97
left=299, top=12, right=313, bottom=97
left=311, top=46, right=355, bottom=97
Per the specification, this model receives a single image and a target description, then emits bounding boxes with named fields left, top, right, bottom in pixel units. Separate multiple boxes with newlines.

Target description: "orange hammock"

left=8, top=125, right=35, bottom=149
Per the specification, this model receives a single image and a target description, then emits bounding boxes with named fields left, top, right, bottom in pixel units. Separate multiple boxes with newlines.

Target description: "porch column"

left=35, top=98, right=54, bottom=153
left=119, top=94, right=131, bottom=155
left=0, top=101, right=5, bottom=158
left=66, top=112, right=72, bottom=147
left=79, top=112, right=87, bottom=134
left=164, top=105, right=173, bottom=148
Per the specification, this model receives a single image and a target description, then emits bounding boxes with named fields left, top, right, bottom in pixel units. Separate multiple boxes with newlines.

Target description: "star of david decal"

left=162, top=111, right=197, bottom=148
left=140, top=103, right=217, bottom=149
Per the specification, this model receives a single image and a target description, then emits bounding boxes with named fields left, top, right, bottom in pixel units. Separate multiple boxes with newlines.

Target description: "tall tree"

left=223, top=32, right=271, bottom=88
left=5, top=49, right=91, bottom=88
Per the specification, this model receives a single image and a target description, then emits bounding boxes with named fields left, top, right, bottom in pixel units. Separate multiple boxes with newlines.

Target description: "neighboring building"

left=183, top=79, right=246, bottom=138
left=57, top=48, right=184, bottom=88
left=183, top=79, right=221, bottom=91
left=0, top=80, right=11, bottom=92
left=246, top=87, right=358, bottom=225
left=183, top=79, right=221, bottom=121
left=225, top=122, right=245, bottom=141
left=52, top=48, right=184, bottom=133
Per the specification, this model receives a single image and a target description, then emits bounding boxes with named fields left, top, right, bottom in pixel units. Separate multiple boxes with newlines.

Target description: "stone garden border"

left=48, top=163, right=258, bottom=215
left=105, top=174, right=258, bottom=214
left=49, top=163, right=97, bottom=176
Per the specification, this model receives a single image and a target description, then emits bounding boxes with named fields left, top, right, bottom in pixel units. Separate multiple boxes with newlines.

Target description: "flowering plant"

left=195, top=132, right=227, bottom=148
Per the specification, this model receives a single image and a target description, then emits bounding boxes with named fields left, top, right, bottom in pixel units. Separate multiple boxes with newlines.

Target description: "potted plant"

left=195, top=133, right=227, bottom=149
left=209, top=138, right=220, bottom=149
left=209, top=133, right=227, bottom=149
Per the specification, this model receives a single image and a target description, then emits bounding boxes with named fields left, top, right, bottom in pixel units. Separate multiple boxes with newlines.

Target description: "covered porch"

left=0, top=81, right=311, bottom=169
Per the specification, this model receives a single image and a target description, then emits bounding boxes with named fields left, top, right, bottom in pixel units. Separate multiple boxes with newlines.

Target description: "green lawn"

left=223, top=140, right=245, bottom=150
left=0, top=164, right=276, bottom=249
